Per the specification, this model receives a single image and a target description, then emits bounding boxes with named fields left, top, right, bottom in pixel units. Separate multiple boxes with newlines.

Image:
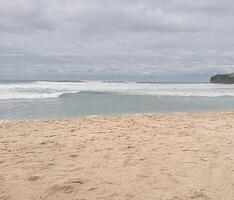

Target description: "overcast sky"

left=1, top=0, right=234, bottom=81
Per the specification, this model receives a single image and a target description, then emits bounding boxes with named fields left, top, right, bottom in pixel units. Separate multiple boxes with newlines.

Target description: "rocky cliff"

left=210, top=73, right=234, bottom=84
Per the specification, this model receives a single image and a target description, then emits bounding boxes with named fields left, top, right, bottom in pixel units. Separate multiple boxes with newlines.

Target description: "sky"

left=0, top=0, right=234, bottom=81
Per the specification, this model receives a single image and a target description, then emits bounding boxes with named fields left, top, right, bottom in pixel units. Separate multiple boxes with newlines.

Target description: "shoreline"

left=1, top=111, right=234, bottom=124
left=1, top=112, right=234, bottom=199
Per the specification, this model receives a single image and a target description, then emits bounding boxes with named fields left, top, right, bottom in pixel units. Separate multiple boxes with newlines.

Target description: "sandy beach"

left=0, top=113, right=234, bottom=200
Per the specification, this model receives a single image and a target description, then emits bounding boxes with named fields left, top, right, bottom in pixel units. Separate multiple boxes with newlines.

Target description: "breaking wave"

left=1, top=80, right=234, bottom=100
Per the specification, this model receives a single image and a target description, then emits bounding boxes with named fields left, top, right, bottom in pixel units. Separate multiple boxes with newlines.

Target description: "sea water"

left=1, top=80, right=234, bottom=121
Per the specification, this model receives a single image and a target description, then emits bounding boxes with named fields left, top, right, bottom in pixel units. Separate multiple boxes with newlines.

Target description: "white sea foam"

left=1, top=81, right=234, bottom=100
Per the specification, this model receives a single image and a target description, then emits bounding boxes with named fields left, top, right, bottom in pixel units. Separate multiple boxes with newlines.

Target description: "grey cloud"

left=0, top=0, right=234, bottom=80
left=0, top=0, right=55, bottom=33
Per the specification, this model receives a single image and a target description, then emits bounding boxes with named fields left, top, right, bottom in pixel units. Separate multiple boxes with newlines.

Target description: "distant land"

left=210, top=73, right=234, bottom=84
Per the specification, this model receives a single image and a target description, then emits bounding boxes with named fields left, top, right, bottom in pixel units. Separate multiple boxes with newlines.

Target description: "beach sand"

left=0, top=113, right=234, bottom=200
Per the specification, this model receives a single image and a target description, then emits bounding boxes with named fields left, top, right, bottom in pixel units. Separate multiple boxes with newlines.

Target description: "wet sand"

left=0, top=113, right=234, bottom=200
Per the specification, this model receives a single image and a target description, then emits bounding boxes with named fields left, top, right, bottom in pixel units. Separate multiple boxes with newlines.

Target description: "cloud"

left=0, top=0, right=55, bottom=33
left=0, top=0, right=234, bottom=79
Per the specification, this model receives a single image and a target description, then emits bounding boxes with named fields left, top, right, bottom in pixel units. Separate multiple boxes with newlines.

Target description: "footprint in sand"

left=186, top=190, right=211, bottom=200
left=125, top=193, right=135, bottom=200
left=28, top=176, right=40, bottom=181
left=47, top=184, right=75, bottom=195
left=67, top=178, right=86, bottom=185
left=69, top=154, right=78, bottom=158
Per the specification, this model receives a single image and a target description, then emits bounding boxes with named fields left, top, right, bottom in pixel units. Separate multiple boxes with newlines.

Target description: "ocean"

left=1, top=80, right=234, bottom=121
